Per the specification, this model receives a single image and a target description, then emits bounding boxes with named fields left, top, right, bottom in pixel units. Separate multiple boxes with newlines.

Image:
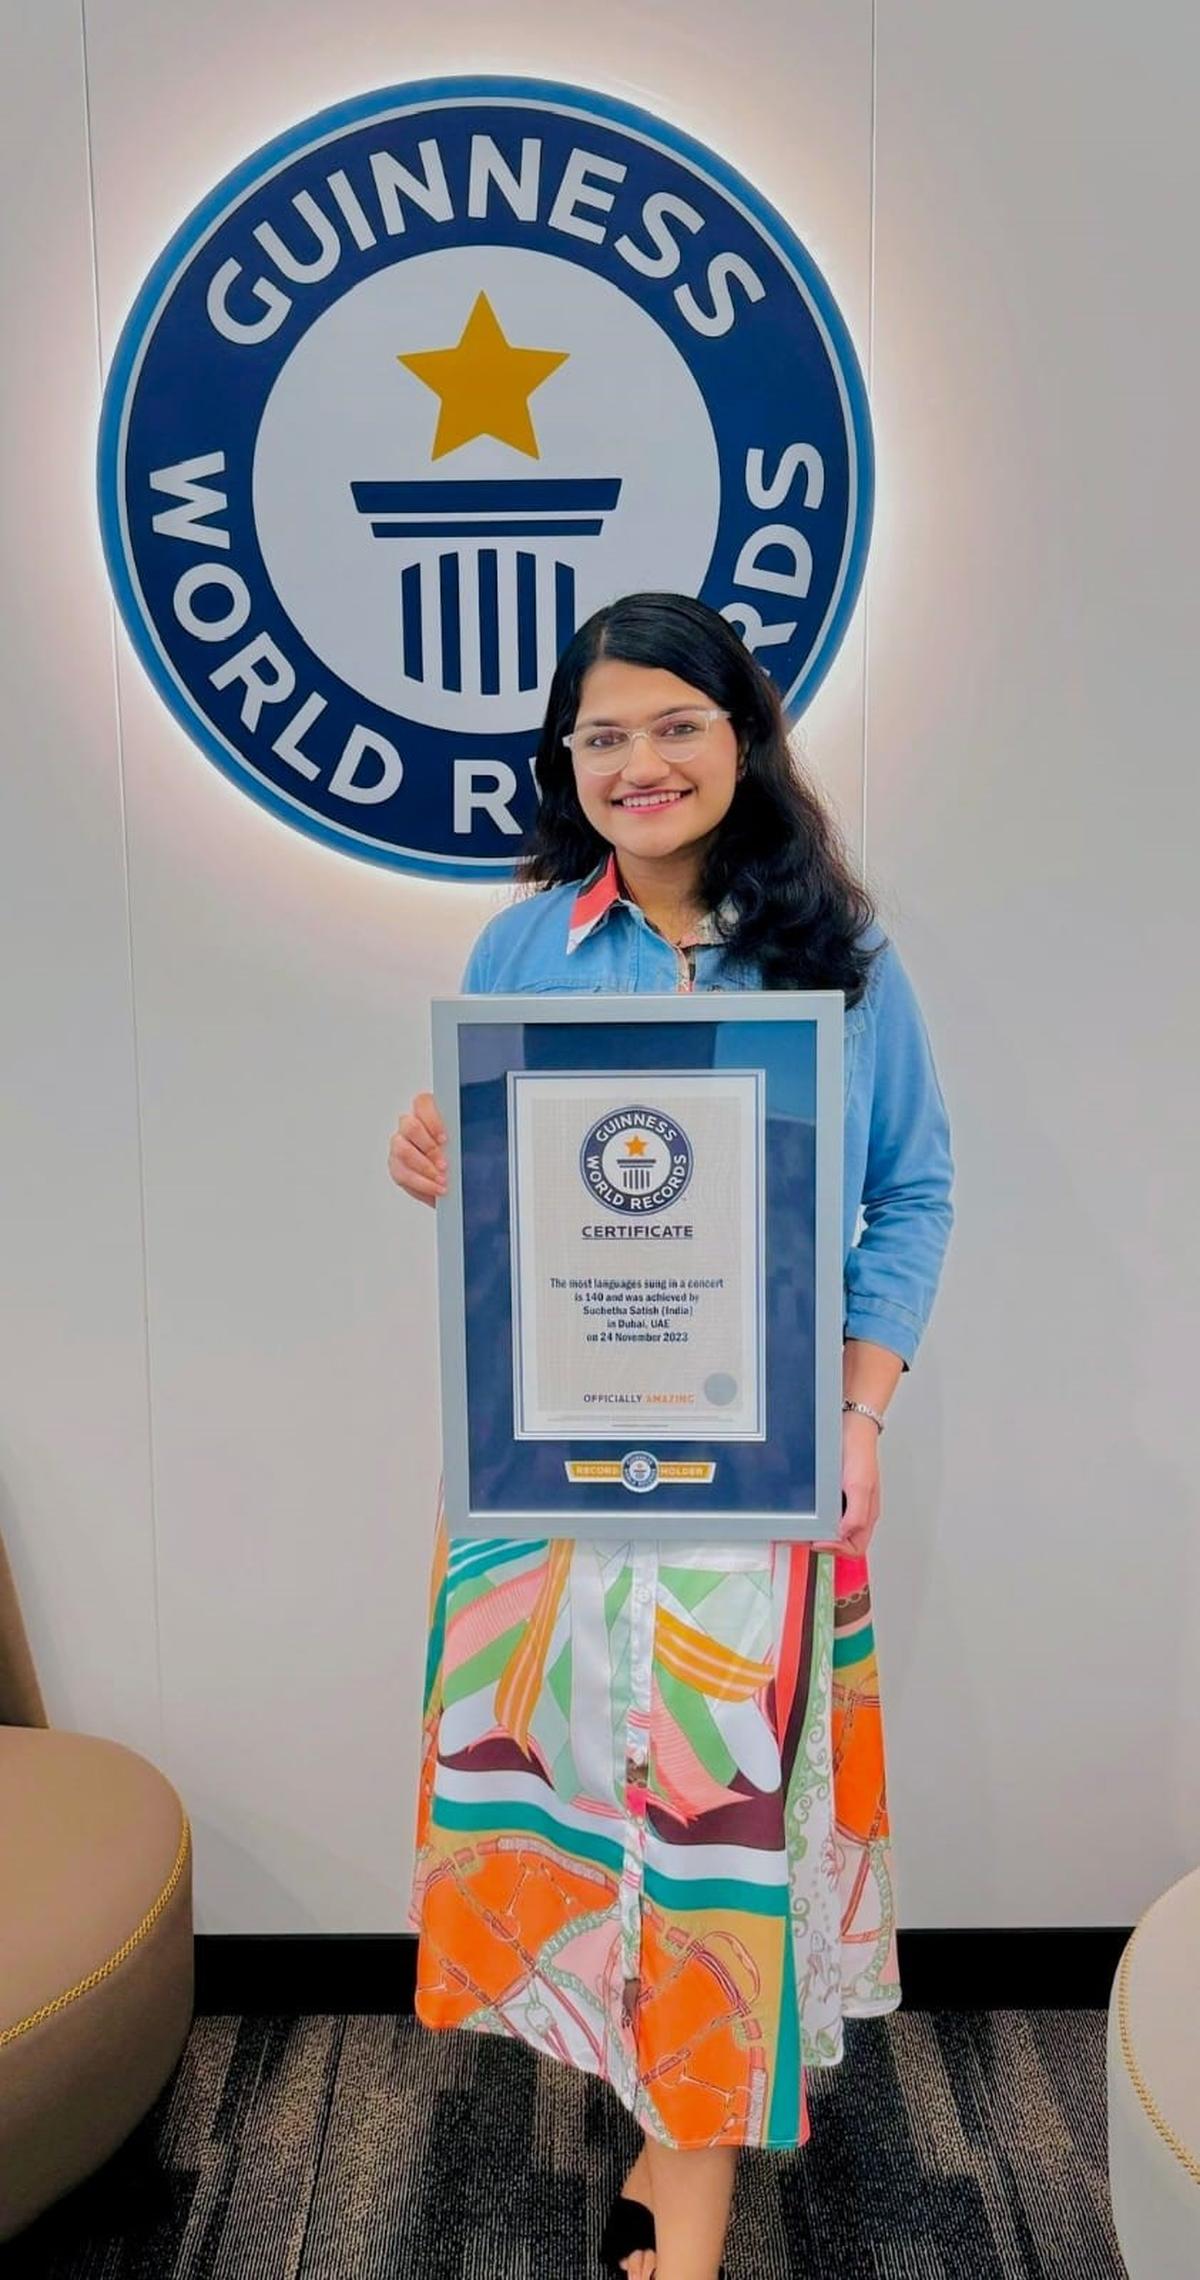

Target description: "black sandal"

left=599, top=2191, right=656, bottom=2273
left=598, top=2185, right=729, bottom=2276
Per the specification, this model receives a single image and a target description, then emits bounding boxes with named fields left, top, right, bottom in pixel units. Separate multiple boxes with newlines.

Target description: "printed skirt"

left=408, top=1493, right=900, bottom=2150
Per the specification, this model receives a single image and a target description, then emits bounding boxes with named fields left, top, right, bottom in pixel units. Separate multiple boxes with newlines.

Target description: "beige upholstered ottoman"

left=0, top=1519, right=194, bottom=2243
left=0, top=1726, right=193, bottom=2241
left=1107, top=1864, right=1200, bottom=2278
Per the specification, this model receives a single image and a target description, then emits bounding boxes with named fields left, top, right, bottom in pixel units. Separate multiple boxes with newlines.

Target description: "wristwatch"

left=842, top=1398, right=886, bottom=1433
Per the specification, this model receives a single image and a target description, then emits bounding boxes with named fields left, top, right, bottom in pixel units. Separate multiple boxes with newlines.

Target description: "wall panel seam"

left=861, top=0, right=878, bottom=883
left=77, top=0, right=167, bottom=1762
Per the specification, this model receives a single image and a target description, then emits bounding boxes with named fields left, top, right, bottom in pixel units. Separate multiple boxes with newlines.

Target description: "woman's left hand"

left=837, top=1411, right=882, bottom=1558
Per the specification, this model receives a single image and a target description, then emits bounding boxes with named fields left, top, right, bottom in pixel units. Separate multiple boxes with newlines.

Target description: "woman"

left=388, top=592, right=954, bottom=2280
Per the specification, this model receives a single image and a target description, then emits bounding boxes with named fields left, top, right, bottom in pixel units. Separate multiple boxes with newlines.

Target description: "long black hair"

left=518, top=591, right=883, bottom=1006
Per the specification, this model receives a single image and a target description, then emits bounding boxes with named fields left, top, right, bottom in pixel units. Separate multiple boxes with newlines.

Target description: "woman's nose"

left=618, top=730, right=672, bottom=783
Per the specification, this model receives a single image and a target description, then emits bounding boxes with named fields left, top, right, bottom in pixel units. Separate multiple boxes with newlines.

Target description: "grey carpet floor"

left=2, top=2011, right=1128, bottom=2278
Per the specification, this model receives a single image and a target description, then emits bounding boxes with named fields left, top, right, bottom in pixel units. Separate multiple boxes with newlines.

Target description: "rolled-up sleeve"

left=843, top=939, right=955, bottom=1369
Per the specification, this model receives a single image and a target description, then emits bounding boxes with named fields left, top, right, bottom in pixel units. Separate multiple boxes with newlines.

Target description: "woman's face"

left=567, top=658, right=741, bottom=868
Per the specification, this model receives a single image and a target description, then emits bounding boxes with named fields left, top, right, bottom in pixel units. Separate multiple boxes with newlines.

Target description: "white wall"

left=1, top=0, right=1195, bottom=1932
left=866, top=7, right=1200, bottom=1918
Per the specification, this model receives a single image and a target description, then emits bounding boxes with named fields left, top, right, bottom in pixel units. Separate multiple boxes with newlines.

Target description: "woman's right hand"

left=387, top=1092, right=448, bottom=1206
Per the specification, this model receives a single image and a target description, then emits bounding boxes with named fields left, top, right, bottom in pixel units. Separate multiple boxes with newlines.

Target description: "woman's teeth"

left=615, top=789, right=690, bottom=809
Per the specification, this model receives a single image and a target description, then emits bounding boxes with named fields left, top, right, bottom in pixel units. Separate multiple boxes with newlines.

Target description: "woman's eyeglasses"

left=562, top=707, right=730, bottom=777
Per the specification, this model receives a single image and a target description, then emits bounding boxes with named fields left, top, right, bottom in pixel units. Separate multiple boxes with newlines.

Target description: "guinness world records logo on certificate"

left=579, top=1107, right=695, bottom=1217
left=432, top=993, right=845, bottom=1542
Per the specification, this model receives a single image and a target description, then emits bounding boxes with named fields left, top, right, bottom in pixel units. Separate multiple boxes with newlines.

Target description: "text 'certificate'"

left=508, top=1071, right=765, bottom=1441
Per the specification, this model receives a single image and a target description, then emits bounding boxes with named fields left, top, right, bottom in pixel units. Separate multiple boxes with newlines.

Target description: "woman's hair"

left=517, top=591, right=883, bottom=1006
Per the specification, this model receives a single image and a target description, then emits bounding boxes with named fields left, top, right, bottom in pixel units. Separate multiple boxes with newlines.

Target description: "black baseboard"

left=193, top=1927, right=1132, bottom=2017
left=891, top=1927, right=1131, bottom=2008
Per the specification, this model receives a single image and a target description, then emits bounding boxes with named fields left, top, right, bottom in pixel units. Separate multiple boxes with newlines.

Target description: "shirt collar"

left=566, top=851, right=734, bottom=955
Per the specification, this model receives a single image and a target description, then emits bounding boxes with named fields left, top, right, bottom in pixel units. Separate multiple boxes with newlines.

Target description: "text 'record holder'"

left=432, top=992, right=844, bottom=1542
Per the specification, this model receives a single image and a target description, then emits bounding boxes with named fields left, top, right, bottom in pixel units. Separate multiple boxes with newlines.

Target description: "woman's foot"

left=605, top=2146, right=656, bottom=2277
left=641, top=2136, right=736, bottom=2280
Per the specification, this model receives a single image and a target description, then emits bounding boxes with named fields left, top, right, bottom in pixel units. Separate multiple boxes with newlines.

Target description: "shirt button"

left=627, top=1752, right=649, bottom=1785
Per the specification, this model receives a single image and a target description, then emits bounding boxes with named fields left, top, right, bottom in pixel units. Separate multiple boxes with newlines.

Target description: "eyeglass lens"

left=572, top=710, right=720, bottom=773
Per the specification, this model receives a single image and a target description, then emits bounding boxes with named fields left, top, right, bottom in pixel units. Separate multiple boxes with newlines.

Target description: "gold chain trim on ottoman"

left=1115, top=1903, right=1200, bottom=2188
left=0, top=1810, right=191, bottom=2048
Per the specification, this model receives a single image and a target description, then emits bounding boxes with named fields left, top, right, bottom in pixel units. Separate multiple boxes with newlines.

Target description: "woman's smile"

left=610, top=787, right=695, bottom=811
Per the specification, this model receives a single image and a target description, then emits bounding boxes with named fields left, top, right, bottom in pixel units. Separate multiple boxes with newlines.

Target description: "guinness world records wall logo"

left=97, top=75, right=874, bottom=880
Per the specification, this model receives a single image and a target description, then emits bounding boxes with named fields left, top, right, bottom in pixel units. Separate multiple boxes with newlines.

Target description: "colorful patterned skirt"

left=408, top=1493, right=900, bottom=2151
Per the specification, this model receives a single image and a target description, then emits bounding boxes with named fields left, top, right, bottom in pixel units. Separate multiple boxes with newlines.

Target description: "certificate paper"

left=508, top=1072, right=765, bottom=1440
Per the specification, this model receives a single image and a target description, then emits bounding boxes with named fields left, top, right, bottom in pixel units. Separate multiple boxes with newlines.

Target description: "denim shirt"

left=461, top=864, right=955, bottom=1371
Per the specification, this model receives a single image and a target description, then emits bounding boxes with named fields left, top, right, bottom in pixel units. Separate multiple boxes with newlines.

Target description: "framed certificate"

left=431, top=993, right=843, bottom=1542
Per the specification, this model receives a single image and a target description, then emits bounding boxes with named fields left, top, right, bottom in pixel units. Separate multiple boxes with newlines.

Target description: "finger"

left=398, top=1112, right=442, bottom=1165
left=839, top=1480, right=871, bottom=1548
left=413, top=1091, right=447, bottom=1146
left=841, top=1491, right=879, bottom=1556
left=388, top=1143, right=443, bottom=1200
left=392, top=1134, right=447, bottom=1185
left=399, top=1171, right=440, bottom=1205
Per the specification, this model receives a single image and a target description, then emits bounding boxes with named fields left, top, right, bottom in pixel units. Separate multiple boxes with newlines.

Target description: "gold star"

left=625, top=1136, right=649, bottom=1156
left=398, top=292, right=569, bottom=461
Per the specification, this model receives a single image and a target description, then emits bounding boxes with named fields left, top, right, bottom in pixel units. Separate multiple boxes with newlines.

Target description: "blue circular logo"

left=621, top=1451, right=660, bottom=1495
left=98, top=75, right=873, bottom=880
left=580, top=1106, right=693, bottom=1216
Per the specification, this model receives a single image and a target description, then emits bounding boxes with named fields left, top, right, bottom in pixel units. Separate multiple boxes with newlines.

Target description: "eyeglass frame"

left=561, top=706, right=732, bottom=776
